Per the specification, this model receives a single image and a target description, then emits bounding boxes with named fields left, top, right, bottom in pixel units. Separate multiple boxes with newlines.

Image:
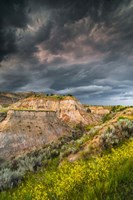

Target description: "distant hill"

left=0, top=92, right=35, bottom=107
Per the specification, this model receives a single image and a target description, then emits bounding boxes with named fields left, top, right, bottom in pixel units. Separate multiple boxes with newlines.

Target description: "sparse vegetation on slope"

left=0, top=129, right=83, bottom=191
left=0, top=115, right=133, bottom=199
left=1, top=139, right=133, bottom=200
left=0, top=107, right=8, bottom=122
left=31, top=93, right=75, bottom=101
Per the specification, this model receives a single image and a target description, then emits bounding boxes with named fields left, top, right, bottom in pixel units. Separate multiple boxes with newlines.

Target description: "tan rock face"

left=0, top=110, right=70, bottom=159
left=89, top=106, right=110, bottom=115
left=11, top=97, right=100, bottom=126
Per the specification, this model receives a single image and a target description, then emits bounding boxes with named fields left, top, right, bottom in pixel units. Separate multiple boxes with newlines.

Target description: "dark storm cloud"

left=0, top=28, right=16, bottom=61
left=0, top=68, right=31, bottom=91
left=0, top=0, right=29, bottom=61
left=0, top=74, right=30, bottom=91
left=0, top=0, right=28, bottom=28
left=0, top=0, right=133, bottom=104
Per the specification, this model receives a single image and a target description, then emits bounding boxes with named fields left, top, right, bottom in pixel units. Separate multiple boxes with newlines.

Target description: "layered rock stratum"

left=10, top=96, right=101, bottom=126
left=0, top=94, right=102, bottom=160
left=0, top=109, right=70, bottom=159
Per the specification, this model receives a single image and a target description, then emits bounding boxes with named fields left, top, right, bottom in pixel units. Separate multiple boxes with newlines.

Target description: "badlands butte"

left=0, top=92, right=108, bottom=159
left=0, top=92, right=133, bottom=161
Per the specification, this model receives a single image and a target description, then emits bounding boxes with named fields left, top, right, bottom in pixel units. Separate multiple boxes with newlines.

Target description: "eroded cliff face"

left=0, top=110, right=70, bottom=159
left=11, top=97, right=100, bottom=125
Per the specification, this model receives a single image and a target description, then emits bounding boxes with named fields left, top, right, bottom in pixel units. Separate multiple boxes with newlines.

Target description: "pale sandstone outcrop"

left=11, top=97, right=100, bottom=125
left=89, top=106, right=110, bottom=115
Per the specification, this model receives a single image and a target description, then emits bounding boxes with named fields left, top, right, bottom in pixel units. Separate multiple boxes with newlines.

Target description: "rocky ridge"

left=10, top=96, right=101, bottom=126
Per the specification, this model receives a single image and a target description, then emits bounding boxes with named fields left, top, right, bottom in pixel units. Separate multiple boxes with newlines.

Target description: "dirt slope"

left=0, top=110, right=70, bottom=159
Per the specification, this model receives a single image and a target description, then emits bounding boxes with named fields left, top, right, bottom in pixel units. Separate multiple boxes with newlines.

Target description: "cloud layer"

left=0, top=0, right=133, bottom=105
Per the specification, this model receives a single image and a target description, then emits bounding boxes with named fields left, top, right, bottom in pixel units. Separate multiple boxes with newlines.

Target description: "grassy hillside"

left=1, top=138, right=133, bottom=200
left=0, top=106, right=133, bottom=200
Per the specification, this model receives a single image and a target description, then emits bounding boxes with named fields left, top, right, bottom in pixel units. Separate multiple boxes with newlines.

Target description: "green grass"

left=0, top=108, right=8, bottom=113
left=118, top=115, right=133, bottom=120
left=1, top=139, right=133, bottom=200
left=31, top=94, right=75, bottom=101
left=102, top=113, right=112, bottom=123
left=10, top=108, right=55, bottom=112
left=111, top=105, right=127, bottom=113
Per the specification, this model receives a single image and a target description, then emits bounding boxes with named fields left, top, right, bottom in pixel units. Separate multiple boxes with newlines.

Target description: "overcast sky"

left=0, top=0, right=133, bottom=105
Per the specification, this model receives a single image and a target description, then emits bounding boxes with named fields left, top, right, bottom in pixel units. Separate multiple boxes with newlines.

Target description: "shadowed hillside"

left=0, top=92, right=35, bottom=107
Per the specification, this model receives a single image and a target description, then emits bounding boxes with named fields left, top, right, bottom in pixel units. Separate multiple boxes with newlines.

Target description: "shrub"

left=1, top=139, right=133, bottom=200
left=0, top=128, right=84, bottom=191
left=111, top=105, right=126, bottom=113
left=67, top=94, right=73, bottom=97
left=102, top=113, right=112, bottom=123
left=101, top=119, right=133, bottom=149
left=86, top=107, right=91, bottom=113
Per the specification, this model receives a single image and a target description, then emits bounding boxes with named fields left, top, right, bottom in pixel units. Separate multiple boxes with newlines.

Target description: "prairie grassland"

left=1, top=138, right=133, bottom=200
